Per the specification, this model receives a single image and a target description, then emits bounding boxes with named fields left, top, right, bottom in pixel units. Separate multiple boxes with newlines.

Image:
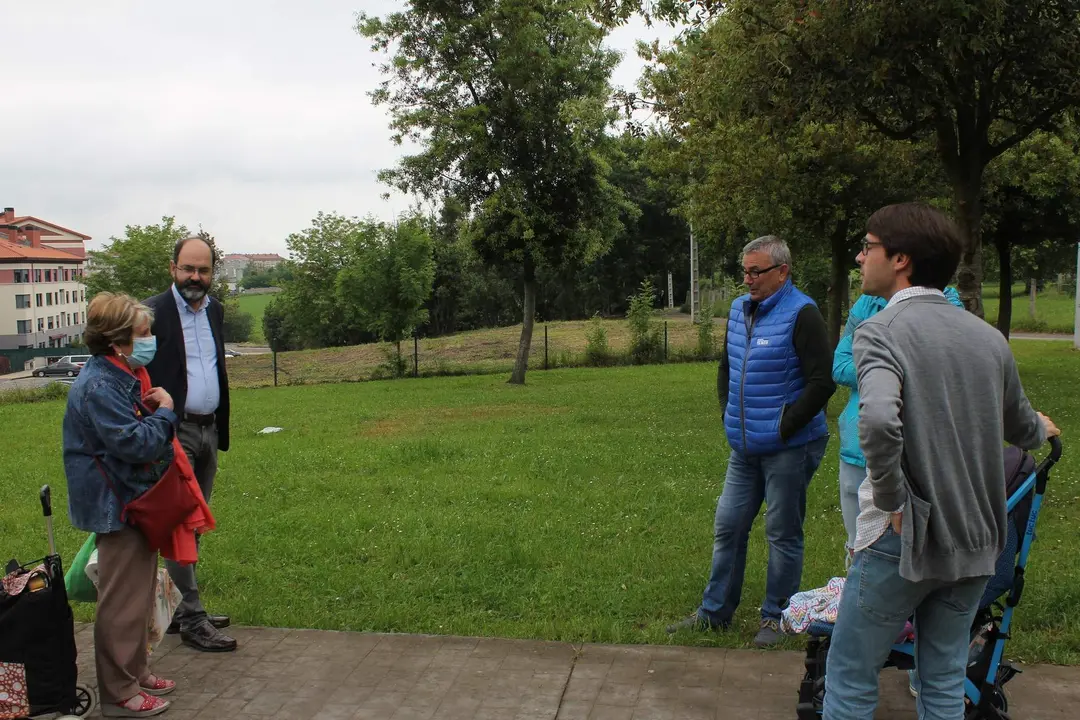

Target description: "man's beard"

left=177, top=280, right=208, bottom=302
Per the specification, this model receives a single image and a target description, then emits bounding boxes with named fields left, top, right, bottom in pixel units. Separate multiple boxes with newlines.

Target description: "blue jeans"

left=699, top=436, right=828, bottom=625
left=837, top=461, right=865, bottom=554
left=823, top=527, right=989, bottom=720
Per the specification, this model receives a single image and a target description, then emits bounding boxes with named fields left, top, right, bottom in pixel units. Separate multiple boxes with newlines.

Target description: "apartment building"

left=0, top=207, right=90, bottom=350
left=219, top=252, right=286, bottom=291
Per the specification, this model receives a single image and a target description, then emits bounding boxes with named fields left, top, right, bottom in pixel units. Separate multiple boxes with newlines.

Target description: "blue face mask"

left=127, top=335, right=157, bottom=368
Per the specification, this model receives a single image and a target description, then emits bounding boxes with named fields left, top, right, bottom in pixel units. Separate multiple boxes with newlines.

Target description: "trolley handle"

left=1036, top=436, right=1063, bottom=476
left=40, top=485, right=52, bottom=517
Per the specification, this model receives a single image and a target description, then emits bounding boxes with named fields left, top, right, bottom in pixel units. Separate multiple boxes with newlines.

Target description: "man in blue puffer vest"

left=668, top=235, right=836, bottom=646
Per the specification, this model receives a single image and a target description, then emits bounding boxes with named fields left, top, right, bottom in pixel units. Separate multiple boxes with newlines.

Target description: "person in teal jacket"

left=831, top=285, right=964, bottom=563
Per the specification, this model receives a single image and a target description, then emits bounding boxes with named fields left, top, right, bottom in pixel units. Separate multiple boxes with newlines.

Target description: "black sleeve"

left=780, top=304, right=837, bottom=440
left=717, top=322, right=729, bottom=408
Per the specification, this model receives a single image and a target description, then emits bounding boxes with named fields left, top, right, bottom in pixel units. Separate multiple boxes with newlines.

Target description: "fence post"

left=544, top=325, right=549, bottom=370
left=414, top=333, right=419, bottom=378
left=664, top=321, right=668, bottom=361
left=271, top=333, right=278, bottom=387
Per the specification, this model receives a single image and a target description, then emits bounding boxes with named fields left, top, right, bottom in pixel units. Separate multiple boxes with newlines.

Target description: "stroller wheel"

left=71, top=683, right=98, bottom=717
left=965, top=685, right=1009, bottom=720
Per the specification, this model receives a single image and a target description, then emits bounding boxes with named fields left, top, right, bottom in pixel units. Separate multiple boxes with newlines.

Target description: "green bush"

left=627, top=279, right=663, bottom=364
left=584, top=314, right=613, bottom=366
left=0, top=382, right=69, bottom=407
left=696, top=312, right=715, bottom=359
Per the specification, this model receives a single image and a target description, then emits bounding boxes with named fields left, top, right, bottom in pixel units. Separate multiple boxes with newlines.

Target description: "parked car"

left=224, top=349, right=241, bottom=358
left=33, top=356, right=86, bottom=378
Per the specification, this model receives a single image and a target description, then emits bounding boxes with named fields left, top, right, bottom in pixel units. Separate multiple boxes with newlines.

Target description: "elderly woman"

left=62, top=292, right=178, bottom=718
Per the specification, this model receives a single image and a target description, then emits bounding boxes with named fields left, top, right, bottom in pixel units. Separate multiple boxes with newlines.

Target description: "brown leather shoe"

left=180, top=620, right=238, bottom=652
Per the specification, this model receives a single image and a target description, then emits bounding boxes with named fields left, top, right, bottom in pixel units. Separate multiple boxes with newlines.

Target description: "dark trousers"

left=164, top=419, right=218, bottom=629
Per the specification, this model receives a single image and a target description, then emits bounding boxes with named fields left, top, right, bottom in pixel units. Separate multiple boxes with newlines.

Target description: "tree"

left=358, top=0, right=632, bottom=384
left=272, top=212, right=381, bottom=349
left=639, top=21, right=945, bottom=344
left=83, top=216, right=187, bottom=300
left=240, top=262, right=293, bottom=290
left=699, top=0, right=1080, bottom=316
left=221, top=300, right=254, bottom=343
left=982, top=129, right=1080, bottom=337
left=336, top=218, right=437, bottom=373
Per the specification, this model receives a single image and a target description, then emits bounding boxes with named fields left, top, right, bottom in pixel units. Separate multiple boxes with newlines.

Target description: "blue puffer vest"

left=724, top=279, right=829, bottom=456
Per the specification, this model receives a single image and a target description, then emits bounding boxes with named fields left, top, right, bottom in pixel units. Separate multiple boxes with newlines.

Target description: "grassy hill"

left=234, top=291, right=279, bottom=344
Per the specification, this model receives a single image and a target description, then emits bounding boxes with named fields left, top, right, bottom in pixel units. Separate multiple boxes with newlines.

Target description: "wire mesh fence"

left=227, top=316, right=724, bottom=389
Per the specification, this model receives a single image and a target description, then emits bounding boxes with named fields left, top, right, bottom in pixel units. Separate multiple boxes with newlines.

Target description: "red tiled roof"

left=8, top=216, right=92, bottom=240
left=0, top=239, right=86, bottom=262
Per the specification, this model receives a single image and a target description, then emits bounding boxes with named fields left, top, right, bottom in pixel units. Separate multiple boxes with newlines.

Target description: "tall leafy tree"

left=982, top=129, right=1080, bottom=337
left=336, top=218, right=437, bottom=371
left=358, top=0, right=632, bottom=384
left=272, top=212, right=381, bottom=349
left=688, top=0, right=1080, bottom=316
left=640, top=22, right=945, bottom=343
left=84, top=216, right=187, bottom=300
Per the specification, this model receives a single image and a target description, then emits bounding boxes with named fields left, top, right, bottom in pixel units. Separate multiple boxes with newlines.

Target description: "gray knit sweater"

left=853, top=295, right=1047, bottom=582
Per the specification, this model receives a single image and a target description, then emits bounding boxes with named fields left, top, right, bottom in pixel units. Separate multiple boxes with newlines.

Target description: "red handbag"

left=95, top=455, right=199, bottom=552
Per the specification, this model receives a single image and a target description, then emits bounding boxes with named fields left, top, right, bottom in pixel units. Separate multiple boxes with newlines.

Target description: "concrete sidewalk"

left=72, top=624, right=1078, bottom=720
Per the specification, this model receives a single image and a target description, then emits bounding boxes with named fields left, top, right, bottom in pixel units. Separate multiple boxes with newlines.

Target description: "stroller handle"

left=1038, top=436, right=1063, bottom=474
left=40, top=485, right=52, bottom=517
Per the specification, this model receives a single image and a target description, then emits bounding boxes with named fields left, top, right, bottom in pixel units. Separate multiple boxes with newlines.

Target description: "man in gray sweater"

left=822, top=203, right=1060, bottom=720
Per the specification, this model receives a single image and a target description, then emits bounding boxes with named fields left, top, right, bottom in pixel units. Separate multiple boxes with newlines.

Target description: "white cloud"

left=0, top=1, right=679, bottom=254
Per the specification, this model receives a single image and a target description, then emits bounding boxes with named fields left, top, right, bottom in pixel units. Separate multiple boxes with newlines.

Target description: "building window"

left=15, top=294, right=31, bottom=309
left=34, top=269, right=42, bottom=282
left=46, top=294, right=53, bottom=306
left=48, top=317, right=54, bottom=330
left=35, top=293, right=43, bottom=307
left=80, top=290, right=85, bottom=302
left=16, top=319, right=31, bottom=334
left=64, top=269, right=70, bottom=281
left=37, top=318, right=44, bottom=332
left=44, top=270, right=52, bottom=282
left=14, top=269, right=29, bottom=283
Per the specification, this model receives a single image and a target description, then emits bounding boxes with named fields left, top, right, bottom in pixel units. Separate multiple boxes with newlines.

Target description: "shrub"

left=627, top=279, right=662, bottom=364
left=584, top=314, right=612, bottom=366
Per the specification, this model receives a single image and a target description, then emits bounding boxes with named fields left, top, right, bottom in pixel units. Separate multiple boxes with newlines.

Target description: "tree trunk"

left=995, top=237, right=1012, bottom=339
left=952, top=169, right=986, bottom=317
left=1029, top=277, right=1037, bottom=321
left=828, top=218, right=852, bottom=348
left=509, top=261, right=537, bottom=385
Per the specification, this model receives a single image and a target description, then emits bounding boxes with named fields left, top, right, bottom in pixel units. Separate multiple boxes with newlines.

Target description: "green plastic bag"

left=64, top=533, right=98, bottom=603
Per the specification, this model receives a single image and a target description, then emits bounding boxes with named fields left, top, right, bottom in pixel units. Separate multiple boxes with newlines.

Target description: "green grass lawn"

left=982, top=283, right=1076, bottom=334
left=2, top=342, right=1077, bottom=663
left=234, top=292, right=278, bottom=344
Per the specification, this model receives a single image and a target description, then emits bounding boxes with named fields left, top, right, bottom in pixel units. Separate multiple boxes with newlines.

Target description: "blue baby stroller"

left=795, top=437, right=1063, bottom=720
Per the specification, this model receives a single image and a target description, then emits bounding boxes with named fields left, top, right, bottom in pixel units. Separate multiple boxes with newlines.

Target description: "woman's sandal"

left=100, top=690, right=170, bottom=717
left=139, top=674, right=177, bottom=696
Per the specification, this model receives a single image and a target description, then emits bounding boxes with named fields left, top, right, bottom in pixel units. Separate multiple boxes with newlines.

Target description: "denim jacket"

left=62, top=355, right=178, bottom=534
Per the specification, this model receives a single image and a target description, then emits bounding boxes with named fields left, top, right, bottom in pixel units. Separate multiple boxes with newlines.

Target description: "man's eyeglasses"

left=861, top=239, right=884, bottom=255
left=743, top=264, right=782, bottom=280
left=177, top=265, right=213, bottom=277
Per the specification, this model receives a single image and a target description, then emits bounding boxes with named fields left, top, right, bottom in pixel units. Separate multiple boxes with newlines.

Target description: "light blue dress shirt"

left=170, top=284, right=220, bottom=415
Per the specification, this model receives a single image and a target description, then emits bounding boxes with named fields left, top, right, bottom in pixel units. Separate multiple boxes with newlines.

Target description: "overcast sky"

left=1, top=1, right=679, bottom=255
